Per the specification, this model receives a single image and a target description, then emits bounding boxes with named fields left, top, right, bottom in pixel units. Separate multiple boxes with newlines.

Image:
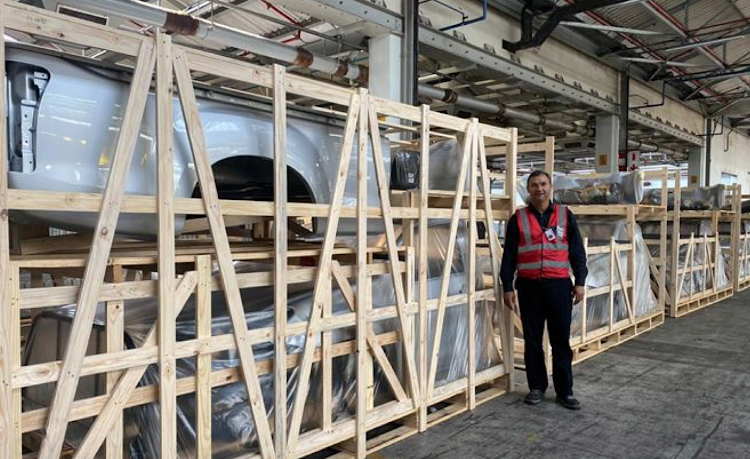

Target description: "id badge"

left=544, top=228, right=557, bottom=242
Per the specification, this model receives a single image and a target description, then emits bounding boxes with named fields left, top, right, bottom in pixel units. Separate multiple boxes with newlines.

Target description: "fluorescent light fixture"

left=664, top=35, right=745, bottom=53
left=3, top=34, right=16, bottom=42
left=561, top=21, right=664, bottom=35
left=619, top=56, right=701, bottom=67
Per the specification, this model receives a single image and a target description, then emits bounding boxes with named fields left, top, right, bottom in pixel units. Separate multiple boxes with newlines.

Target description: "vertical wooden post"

left=0, top=3, right=17, bottom=456
left=417, top=105, right=430, bottom=432
left=609, top=237, right=615, bottom=332
left=321, top=270, right=333, bottom=431
left=504, top=128, right=518, bottom=390
left=732, top=186, right=741, bottom=292
left=626, top=206, right=636, bottom=317
left=467, top=119, right=478, bottom=410
left=581, top=238, right=589, bottom=345
left=106, top=264, right=125, bottom=459
left=477, top=125, right=513, bottom=392
left=658, top=168, right=668, bottom=312
left=156, top=32, right=177, bottom=459
left=10, top=264, right=21, bottom=459
left=356, top=91, right=369, bottom=459
left=39, top=41, right=156, bottom=459
left=669, top=172, right=682, bottom=316
left=272, top=64, right=288, bottom=458
left=196, top=255, right=213, bottom=458
left=544, top=136, right=555, bottom=176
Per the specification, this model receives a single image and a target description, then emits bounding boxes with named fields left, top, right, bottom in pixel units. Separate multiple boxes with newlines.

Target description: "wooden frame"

left=734, top=193, right=750, bottom=292
left=0, top=4, right=517, bottom=458
left=657, top=179, right=737, bottom=318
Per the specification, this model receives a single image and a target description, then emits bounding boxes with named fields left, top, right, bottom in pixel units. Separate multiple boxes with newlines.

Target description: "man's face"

left=527, top=174, right=552, bottom=205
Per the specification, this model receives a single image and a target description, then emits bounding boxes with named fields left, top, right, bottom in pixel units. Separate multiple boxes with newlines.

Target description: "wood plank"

left=196, top=256, right=213, bottom=458
left=71, top=272, right=198, bottom=459
left=286, top=92, right=362, bottom=453
left=467, top=119, right=478, bottom=410
left=367, top=101, right=420, bottom=406
left=272, top=64, right=289, bottom=459
left=417, top=105, right=430, bottom=432
left=156, top=32, right=177, bottom=459
left=105, top=265, right=125, bottom=459
left=0, top=7, right=17, bottom=456
left=356, top=92, right=369, bottom=459
left=5, top=1, right=143, bottom=56
left=174, top=49, right=275, bottom=458
left=38, top=41, right=157, bottom=459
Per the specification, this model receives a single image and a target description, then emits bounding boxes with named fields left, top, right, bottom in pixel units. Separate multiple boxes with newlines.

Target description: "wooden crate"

left=659, top=180, right=738, bottom=318
left=0, top=4, right=519, bottom=458
left=735, top=194, right=750, bottom=292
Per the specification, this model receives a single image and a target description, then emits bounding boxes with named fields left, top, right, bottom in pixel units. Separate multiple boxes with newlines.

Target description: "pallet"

left=673, top=286, right=734, bottom=317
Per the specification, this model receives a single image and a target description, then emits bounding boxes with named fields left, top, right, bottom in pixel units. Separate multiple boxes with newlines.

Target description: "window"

left=721, top=172, right=738, bottom=185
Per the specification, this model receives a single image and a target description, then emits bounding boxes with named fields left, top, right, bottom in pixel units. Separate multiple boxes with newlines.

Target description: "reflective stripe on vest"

left=516, top=203, right=570, bottom=279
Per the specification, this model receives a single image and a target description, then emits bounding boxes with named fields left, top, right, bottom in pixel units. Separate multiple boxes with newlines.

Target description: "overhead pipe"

left=417, top=84, right=682, bottom=156
left=57, top=0, right=368, bottom=82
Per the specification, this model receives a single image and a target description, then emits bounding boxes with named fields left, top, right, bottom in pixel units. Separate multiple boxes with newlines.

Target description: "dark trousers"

left=517, top=277, right=574, bottom=396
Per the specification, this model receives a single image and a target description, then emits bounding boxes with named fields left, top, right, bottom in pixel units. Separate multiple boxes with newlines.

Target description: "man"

left=500, top=170, right=587, bottom=410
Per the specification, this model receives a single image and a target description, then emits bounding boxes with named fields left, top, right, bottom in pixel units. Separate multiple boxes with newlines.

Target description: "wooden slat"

left=286, top=92, right=362, bottom=453
left=0, top=6, right=17, bottom=456
left=355, top=92, right=369, bottom=459
left=5, top=1, right=143, bottom=56
left=272, top=64, right=289, bottom=459
left=331, top=261, right=408, bottom=402
left=427, top=123, right=474, bottom=397
left=196, top=256, right=213, bottom=458
left=58, top=273, right=198, bottom=459
left=156, top=32, right=177, bottom=459
left=367, top=101, right=420, bottom=405
left=417, top=105, right=430, bottom=432
left=105, top=265, right=125, bottom=459
left=174, top=48, right=275, bottom=458
left=38, top=41, right=156, bottom=459
left=467, top=119, right=478, bottom=410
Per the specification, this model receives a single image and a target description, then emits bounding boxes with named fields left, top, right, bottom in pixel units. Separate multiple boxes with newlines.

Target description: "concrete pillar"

left=595, top=114, right=619, bottom=173
left=687, top=145, right=706, bottom=187
left=368, top=33, right=403, bottom=102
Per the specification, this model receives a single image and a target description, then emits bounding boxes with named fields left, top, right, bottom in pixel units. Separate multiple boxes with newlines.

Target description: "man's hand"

left=503, top=291, right=518, bottom=312
left=572, top=285, right=585, bottom=304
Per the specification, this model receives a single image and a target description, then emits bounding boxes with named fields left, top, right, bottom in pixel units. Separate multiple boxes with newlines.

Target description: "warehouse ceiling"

left=14, top=0, right=750, bottom=169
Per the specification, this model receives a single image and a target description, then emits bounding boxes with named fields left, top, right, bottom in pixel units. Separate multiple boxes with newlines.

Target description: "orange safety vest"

left=516, top=203, right=570, bottom=279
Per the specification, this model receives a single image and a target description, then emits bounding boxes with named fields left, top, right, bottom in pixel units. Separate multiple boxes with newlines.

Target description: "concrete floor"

left=380, top=291, right=750, bottom=459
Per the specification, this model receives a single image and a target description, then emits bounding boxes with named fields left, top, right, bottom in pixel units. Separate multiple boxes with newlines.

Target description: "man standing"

left=500, top=170, right=587, bottom=410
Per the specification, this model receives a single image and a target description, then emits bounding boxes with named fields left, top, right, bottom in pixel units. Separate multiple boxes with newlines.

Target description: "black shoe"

left=524, top=389, right=545, bottom=405
left=556, top=395, right=581, bottom=410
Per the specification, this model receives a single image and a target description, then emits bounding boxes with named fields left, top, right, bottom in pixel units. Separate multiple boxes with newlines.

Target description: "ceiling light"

left=619, top=57, right=702, bottom=67
left=561, top=21, right=665, bottom=35
left=663, top=35, right=745, bottom=53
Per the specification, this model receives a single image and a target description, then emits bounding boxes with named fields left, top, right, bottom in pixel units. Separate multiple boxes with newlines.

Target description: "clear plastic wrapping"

left=642, top=220, right=730, bottom=300
left=22, top=224, right=500, bottom=458
left=570, top=219, right=658, bottom=337
left=642, top=185, right=726, bottom=210
left=516, top=171, right=644, bottom=205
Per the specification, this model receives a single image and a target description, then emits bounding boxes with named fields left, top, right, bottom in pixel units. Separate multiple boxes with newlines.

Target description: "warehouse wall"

left=710, top=128, right=750, bottom=190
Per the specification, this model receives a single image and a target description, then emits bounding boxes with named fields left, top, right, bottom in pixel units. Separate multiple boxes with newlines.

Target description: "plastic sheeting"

left=642, top=220, right=730, bottom=301
left=22, top=224, right=501, bottom=458
left=516, top=171, right=644, bottom=205
left=642, top=185, right=726, bottom=210
left=570, top=219, right=658, bottom=337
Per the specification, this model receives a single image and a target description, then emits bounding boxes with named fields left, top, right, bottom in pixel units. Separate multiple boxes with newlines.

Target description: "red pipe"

left=262, top=0, right=303, bottom=44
